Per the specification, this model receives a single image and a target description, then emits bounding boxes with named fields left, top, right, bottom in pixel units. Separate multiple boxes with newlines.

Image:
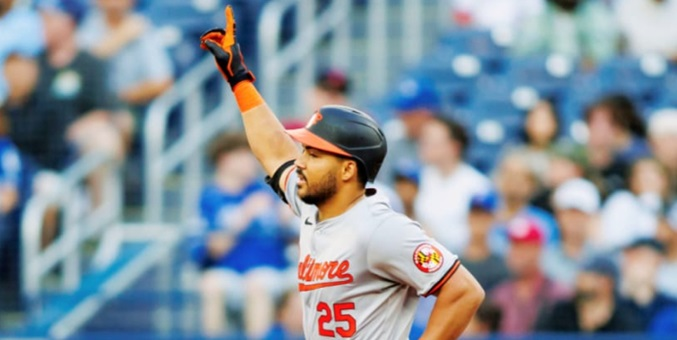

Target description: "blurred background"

left=1, top=0, right=677, bottom=338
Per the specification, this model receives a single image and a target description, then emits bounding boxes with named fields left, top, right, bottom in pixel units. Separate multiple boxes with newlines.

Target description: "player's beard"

left=298, top=171, right=338, bottom=206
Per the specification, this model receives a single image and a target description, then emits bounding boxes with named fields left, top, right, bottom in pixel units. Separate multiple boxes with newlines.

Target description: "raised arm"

left=200, top=6, right=299, bottom=176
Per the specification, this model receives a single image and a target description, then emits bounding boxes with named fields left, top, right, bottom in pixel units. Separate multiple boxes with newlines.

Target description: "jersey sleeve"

left=367, top=215, right=461, bottom=297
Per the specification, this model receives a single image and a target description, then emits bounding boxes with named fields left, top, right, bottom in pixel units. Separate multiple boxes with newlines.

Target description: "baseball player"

left=200, top=6, right=485, bottom=339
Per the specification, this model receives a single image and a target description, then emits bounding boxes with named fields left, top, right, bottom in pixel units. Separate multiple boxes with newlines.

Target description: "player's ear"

left=340, top=159, right=358, bottom=182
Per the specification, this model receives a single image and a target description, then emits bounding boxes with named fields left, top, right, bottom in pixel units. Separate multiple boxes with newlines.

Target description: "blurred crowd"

left=451, top=0, right=677, bottom=64
left=2, top=0, right=677, bottom=338
left=0, top=0, right=174, bottom=315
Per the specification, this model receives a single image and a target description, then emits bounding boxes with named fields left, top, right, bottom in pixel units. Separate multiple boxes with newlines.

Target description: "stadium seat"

left=597, top=56, right=668, bottom=109
left=438, top=29, right=504, bottom=58
left=506, top=54, right=579, bottom=101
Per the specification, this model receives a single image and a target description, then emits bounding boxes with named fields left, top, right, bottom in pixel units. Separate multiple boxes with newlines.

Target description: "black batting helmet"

left=287, top=105, right=387, bottom=182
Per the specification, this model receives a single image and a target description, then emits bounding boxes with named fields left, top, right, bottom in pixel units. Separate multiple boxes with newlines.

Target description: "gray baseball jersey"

left=283, top=170, right=460, bottom=339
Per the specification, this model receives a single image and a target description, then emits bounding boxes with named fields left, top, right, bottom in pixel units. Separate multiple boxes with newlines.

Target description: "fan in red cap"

left=507, top=217, right=546, bottom=245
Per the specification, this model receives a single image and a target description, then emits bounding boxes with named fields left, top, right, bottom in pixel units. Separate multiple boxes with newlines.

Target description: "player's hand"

left=200, top=5, right=255, bottom=88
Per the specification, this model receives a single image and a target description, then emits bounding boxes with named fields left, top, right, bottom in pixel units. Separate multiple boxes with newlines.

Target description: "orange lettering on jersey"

left=298, top=255, right=353, bottom=291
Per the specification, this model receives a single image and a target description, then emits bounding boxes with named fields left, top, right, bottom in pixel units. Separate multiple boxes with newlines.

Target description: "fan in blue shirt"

left=191, top=133, right=294, bottom=338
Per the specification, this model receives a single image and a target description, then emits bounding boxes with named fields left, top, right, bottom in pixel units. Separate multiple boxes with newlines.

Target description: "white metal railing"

left=258, top=0, right=440, bottom=108
left=258, top=0, right=352, bottom=115
left=21, top=152, right=122, bottom=301
left=143, top=55, right=239, bottom=223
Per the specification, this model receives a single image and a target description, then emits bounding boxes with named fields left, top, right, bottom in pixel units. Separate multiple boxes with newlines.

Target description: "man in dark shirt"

left=538, top=256, right=643, bottom=333
left=8, top=0, right=122, bottom=171
left=619, top=238, right=677, bottom=330
left=461, top=190, right=509, bottom=292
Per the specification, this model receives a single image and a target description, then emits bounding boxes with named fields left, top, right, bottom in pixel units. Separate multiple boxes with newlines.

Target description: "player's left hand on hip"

left=200, top=5, right=255, bottom=88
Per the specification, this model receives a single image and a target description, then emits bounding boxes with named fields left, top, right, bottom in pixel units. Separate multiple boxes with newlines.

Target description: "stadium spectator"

left=379, top=76, right=439, bottom=184
left=0, top=0, right=44, bottom=105
left=8, top=0, right=127, bottom=170
left=286, top=68, right=351, bottom=130
left=531, top=142, right=589, bottom=213
left=263, top=290, right=304, bottom=340
left=616, top=0, right=677, bottom=60
left=3, top=54, right=38, bottom=107
left=597, top=159, right=670, bottom=251
left=512, top=0, right=618, bottom=64
left=542, top=179, right=600, bottom=287
left=537, top=256, right=643, bottom=332
left=489, top=218, right=571, bottom=334
left=462, top=301, right=502, bottom=337
left=306, top=68, right=350, bottom=112
left=648, top=108, right=677, bottom=195
left=489, top=151, right=558, bottom=255
left=191, top=133, right=292, bottom=338
left=619, top=238, right=677, bottom=330
left=585, top=94, right=650, bottom=197
left=0, top=83, right=26, bottom=314
left=650, top=305, right=677, bottom=334
left=77, top=0, right=173, bottom=110
left=509, top=99, right=561, bottom=184
left=391, top=160, right=420, bottom=219
left=656, top=218, right=677, bottom=299
left=4, top=0, right=129, bottom=247
left=449, top=0, right=543, bottom=38
left=461, top=190, right=509, bottom=292
left=414, top=116, right=491, bottom=252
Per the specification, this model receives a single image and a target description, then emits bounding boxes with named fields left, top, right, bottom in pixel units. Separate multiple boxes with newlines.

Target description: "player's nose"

left=294, top=157, right=306, bottom=169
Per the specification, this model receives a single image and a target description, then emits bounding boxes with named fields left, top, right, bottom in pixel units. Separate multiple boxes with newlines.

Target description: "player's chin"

left=297, top=182, right=308, bottom=195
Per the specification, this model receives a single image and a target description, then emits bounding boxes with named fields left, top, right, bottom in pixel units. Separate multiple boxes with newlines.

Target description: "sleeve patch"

left=413, top=243, right=444, bottom=273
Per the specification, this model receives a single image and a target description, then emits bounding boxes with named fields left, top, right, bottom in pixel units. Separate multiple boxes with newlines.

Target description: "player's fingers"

left=200, top=28, right=225, bottom=40
left=200, top=30, right=226, bottom=50
left=222, top=5, right=236, bottom=48
left=200, top=34, right=223, bottom=46
left=204, top=40, right=231, bottom=59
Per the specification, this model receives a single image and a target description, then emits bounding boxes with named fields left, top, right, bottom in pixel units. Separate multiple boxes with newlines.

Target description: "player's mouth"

left=297, top=171, right=307, bottom=186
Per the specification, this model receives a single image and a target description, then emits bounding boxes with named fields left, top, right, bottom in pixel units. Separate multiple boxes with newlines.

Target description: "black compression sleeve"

left=265, top=159, right=296, bottom=204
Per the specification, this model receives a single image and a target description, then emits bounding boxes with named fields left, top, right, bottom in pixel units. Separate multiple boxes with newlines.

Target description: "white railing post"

left=295, top=0, right=316, bottom=116
left=402, top=0, right=423, bottom=66
left=367, top=0, right=388, bottom=98
left=22, top=197, right=50, bottom=301
left=61, top=186, right=81, bottom=292
left=258, top=0, right=288, bottom=113
left=180, top=90, right=204, bottom=222
left=331, top=0, right=351, bottom=70
left=437, top=0, right=451, bottom=32
left=145, top=101, right=169, bottom=223
left=143, top=57, right=216, bottom=223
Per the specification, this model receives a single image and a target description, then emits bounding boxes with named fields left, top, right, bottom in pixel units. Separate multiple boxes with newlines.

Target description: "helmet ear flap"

left=355, top=160, right=369, bottom=186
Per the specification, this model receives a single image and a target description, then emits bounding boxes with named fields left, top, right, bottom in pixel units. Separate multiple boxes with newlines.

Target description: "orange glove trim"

left=233, top=81, right=264, bottom=113
left=222, top=6, right=236, bottom=48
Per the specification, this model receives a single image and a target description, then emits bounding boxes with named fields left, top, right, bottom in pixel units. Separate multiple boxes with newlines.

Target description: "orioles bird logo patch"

left=413, top=243, right=443, bottom=273
left=306, top=112, right=323, bottom=128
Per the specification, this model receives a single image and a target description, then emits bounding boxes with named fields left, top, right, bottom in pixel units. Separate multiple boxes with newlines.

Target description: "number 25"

left=317, top=302, right=356, bottom=337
